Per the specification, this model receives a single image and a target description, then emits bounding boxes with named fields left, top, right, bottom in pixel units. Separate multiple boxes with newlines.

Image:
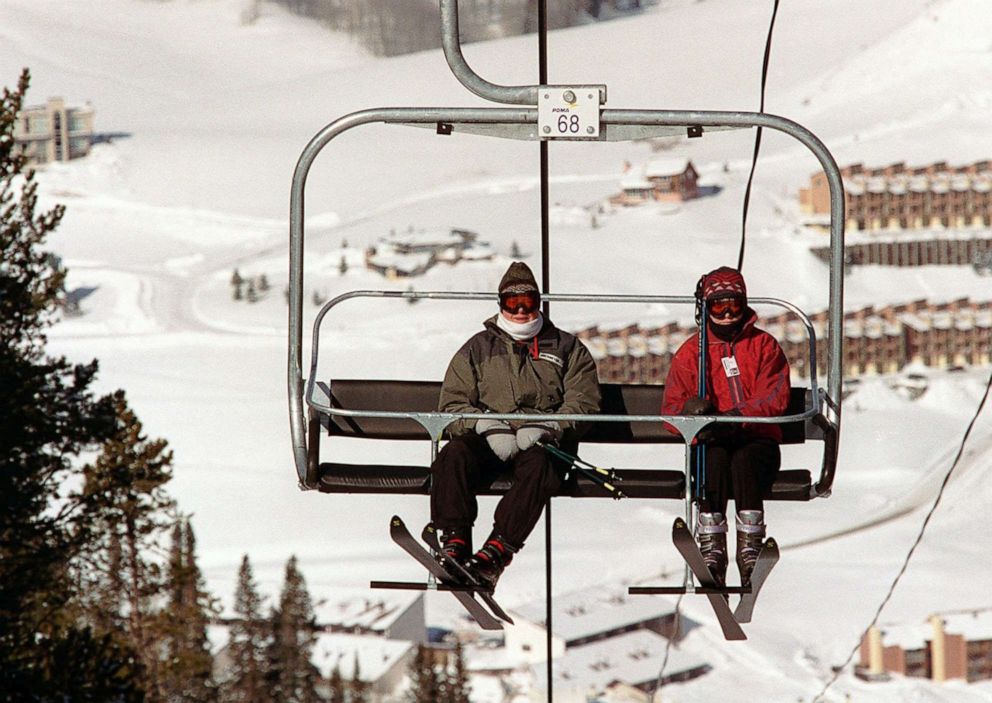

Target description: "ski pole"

left=537, top=441, right=623, bottom=482
left=537, top=441, right=626, bottom=499
left=696, top=297, right=708, bottom=503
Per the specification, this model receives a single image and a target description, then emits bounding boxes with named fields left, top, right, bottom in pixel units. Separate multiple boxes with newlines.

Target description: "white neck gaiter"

left=496, top=312, right=544, bottom=341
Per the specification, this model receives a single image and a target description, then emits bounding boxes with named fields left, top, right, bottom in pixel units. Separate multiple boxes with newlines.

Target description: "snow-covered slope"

left=2, top=0, right=992, bottom=699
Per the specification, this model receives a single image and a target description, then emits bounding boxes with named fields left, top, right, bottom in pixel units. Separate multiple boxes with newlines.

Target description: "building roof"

left=366, top=250, right=433, bottom=274
left=380, top=228, right=475, bottom=249
left=538, top=630, right=707, bottom=694
left=314, top=589, right=422, bottom=633
left=645, top=158, right=691, bottom=178
left=941, top=609, right=992, bottom=641
left=510, top=584, right=678, bottom=644
left=311, top=632, right=413, bottom=681
left=620, top=175, right=654, bottom=191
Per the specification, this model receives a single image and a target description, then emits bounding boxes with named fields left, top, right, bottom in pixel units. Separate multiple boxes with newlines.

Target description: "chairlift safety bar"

left=305, top=291, right=822, bottom=433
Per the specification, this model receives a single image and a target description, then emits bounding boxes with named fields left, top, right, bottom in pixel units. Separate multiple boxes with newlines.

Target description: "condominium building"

left=13, top=97, right=95, bottom=165
left=800, top=160, right=992, bottom=232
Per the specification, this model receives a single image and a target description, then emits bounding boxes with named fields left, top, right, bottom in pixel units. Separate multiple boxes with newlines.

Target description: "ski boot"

left=736, top=510, right=766, bottom=589
left=465, top=532, right=517, bottom=590
left=696, top=512, right=728, bottom=587
left=436, top=527, right=472, bottom=574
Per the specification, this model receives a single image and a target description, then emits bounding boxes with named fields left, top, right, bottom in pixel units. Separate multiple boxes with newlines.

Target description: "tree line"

left=1, top=68, right=470, bottom=702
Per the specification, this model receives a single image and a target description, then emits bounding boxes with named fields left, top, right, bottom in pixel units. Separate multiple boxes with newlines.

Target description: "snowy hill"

left=3, top=0, right=992, bottom=699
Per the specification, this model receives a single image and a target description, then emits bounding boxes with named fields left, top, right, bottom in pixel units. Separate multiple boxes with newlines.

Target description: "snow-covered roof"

left=941, top=609, right=992, bottom=641
left=366, top=251, right=433, bottom=273
left=627, top=334, right=648, bottom=358
left=311, top=632, right=413, bottom=681
left=313, top=590, right=421, bottom=632
left=607, top=338, right=627, bottom=357
left=880, top=610, right=992, bottom=651
left=839, top=226, right=992, bottom=246
left=585, top=337, right=608, bottom=360
left=644, top=158, right=690, bottom=178
left=620, top=175, right=654, bottom=191
left=510, top=584, right=678, bottom=643
left=461, top=241, right=494, bottom=260
left=880, top=622, right=928, bottom=650
left=381, top=228, right=475, bottom=248
left=541, top=630, right=707, bottom=693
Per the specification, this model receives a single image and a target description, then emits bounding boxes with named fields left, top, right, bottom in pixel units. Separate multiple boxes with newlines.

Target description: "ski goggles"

left=709, top=297, right=744, bottom=317
left=499, top=291, right=540, bottom=314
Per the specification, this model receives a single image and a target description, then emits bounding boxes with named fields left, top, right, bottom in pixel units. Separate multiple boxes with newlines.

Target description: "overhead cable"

left=812, top=368, right=992, bottom=702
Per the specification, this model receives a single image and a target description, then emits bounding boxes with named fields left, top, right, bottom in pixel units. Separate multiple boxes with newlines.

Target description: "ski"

left=734, top=537, right=779, bottom=623
left=672, top=517, right=747, bottom=641
left=388, top=515, right=503, bottom=631
left=421, top=523, right=515, bottom=625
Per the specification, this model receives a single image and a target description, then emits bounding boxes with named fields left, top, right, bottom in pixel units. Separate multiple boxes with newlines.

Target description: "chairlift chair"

left=287, top=0, right=844, bottom=642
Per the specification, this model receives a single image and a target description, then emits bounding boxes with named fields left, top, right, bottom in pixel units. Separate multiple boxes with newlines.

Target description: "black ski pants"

left=430, top=433, right=562, bottom=550
left=694, top=437, right=781, bottom=516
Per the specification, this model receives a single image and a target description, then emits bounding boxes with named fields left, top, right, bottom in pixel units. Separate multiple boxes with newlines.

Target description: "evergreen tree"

left=406, top=644, right=442, bottom=703
left=0, top=68, right=140, bottom=699
left=232, top=268, right=244, bottom=300
left=246, top=279, right=258, bottom=303
left=349, top=653, right=370, bottom=703
left=510, top=239, right=522, bottom=258
left=222, top=555, right=270, bottom=703
left=258, top=273, right=270, bottom=292
left=79, top=392, right=177, bottom=700
left=267, top=555, right=320, bottom=703
left=338, top=254, right=348, bottom=275
left=160, top=518, right=218, bottom=702
left=445, top=641, right=470, bottom=703
left=326, top=661, right=345, bottom=703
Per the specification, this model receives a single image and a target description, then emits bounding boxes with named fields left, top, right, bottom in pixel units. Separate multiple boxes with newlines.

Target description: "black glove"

left=681, top=397, right=715, bottom=416
left=697, top=409, right=742, bottom=443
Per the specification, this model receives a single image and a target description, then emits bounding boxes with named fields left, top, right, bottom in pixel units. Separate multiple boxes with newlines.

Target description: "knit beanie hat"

left=498, top=261, right=540, bottom=296
left=700, top=266, right=747, bottom=303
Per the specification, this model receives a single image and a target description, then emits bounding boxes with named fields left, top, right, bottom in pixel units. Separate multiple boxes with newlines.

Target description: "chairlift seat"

left=312, top=379, right=815, bottom=500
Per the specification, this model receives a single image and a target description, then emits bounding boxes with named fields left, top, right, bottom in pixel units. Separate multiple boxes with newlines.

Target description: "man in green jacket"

left=431, top=261, right=601, bottom=589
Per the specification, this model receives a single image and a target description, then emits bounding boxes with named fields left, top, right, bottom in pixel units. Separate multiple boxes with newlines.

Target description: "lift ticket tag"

left=722, top=356, right=741, bottom=378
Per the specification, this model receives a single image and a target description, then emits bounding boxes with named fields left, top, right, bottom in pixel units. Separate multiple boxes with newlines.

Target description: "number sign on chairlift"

left=538, top=86, right=602, bottom=139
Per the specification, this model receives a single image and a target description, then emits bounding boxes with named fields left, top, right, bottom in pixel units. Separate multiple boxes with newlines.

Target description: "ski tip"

left=766, top=538, right=777, bottom=548
left=390, top=515, right=402, bottom=526
left=673, top=517, right=687, bottom=530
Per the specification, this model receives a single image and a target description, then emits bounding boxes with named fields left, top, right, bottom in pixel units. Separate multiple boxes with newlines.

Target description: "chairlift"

left=287, top=0, right=844, bottom=644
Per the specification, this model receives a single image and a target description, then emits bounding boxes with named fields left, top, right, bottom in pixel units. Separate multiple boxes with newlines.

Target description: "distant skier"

left=662, top=267, right=790, bottom=588
left=431, top=261, right=601, bottom=589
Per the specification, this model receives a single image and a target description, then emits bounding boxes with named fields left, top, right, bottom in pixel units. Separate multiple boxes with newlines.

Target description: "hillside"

left=2, top=0, right=992, bottom=699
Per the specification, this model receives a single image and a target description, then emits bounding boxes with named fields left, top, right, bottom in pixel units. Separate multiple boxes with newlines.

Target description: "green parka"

left=438, top=315, right=601, bottom=441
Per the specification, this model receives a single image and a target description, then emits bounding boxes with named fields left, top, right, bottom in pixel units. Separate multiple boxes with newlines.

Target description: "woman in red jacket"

left=662, top=267, right=790, bottom=588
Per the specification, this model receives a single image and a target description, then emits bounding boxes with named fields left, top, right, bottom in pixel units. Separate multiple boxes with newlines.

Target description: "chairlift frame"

left=288, top=0, right=844, bottom=649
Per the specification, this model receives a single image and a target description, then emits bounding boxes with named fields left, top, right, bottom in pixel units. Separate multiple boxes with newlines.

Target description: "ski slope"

left=2, top=0, right=992, bottom=699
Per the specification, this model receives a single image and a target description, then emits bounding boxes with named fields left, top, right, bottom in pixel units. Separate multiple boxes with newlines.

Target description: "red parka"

left=661, top=309, right=791, bottom=443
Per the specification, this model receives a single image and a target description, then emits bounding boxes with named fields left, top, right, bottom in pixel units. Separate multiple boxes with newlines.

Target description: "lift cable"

left=737, top=0, right=781, bottom=272
left=811, top=367, right=992, bottom=702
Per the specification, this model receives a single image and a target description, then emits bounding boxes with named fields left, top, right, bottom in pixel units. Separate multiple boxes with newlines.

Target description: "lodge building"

left=13, top=97, right=95, bottom=165
left=610, top=158, right=699, bottom=206
left=859, top=611, right=992, bottom=684
left=577, top=298, right=992, bottom=384
left=800, top=160, right=992, bottom=232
